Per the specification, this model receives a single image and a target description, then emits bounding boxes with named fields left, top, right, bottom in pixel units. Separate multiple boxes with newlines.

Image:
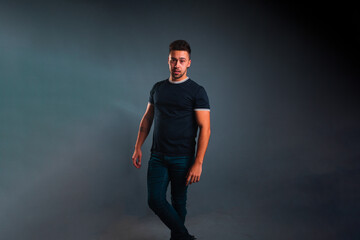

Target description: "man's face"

left=168, top=50, right=191, bottom=80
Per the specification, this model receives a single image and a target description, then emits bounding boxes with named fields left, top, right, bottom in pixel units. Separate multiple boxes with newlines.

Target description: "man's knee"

left=171, top=191, right=187, bottom=204
left=148, top=196, right=166, bottom=211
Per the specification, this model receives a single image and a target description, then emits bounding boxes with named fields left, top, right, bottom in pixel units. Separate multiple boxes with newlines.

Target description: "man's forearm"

left=195, top=126, right=211, bottom=164
left=135, top=116, right=153, bottom=149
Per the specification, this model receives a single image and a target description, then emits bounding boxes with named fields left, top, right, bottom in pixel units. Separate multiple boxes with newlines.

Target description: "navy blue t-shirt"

left=149, top=77, right=210, bottom=156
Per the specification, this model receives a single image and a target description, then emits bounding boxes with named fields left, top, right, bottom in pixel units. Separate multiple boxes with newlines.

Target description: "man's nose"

left=175, top=61, right=180, bottom=67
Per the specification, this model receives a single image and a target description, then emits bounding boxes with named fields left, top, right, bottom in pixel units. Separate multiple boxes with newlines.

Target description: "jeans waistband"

left=151, top=151, right=194, bottom=158
left=151, top=152, right=195, bottom=160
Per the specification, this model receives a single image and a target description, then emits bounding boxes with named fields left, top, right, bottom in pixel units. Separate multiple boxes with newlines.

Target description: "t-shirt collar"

left=168, top=77, right=189, bottom=84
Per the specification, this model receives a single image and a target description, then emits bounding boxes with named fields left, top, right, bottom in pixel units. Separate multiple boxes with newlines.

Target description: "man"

left=132, top=40, right=211, bottom=240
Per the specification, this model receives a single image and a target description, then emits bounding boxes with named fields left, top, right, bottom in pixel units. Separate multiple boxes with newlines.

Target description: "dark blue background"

left=0, top=1, right=359, bottom=239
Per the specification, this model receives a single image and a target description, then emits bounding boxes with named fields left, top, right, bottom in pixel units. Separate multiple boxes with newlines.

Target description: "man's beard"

left=172, top=69, right=186, bottom=79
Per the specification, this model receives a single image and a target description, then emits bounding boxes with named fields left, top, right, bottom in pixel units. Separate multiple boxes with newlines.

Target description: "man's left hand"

left=186, top=162, right=202, bottom=186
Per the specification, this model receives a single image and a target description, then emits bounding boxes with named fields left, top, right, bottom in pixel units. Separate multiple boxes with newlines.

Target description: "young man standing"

left=132, top=40, right=211, bottom=240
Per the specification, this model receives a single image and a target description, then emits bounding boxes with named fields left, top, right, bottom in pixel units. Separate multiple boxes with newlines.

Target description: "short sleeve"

left=194, top=86, right=210, bottom=111
left=149, top=83, right=156, bottom=104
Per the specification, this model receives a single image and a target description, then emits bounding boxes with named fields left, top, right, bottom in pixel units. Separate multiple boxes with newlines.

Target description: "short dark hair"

left=169, top=40, right=191, bottom=59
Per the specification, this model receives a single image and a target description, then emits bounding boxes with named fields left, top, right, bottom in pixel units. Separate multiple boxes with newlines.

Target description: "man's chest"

left=154, top=86, right=194, bottom=110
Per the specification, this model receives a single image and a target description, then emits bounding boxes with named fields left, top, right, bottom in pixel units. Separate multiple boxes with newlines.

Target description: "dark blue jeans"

left=147, top=152, right=194, bottom=240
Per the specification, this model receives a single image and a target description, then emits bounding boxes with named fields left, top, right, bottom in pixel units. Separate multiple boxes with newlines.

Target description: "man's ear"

left=188, top=59, right=191, bottom=67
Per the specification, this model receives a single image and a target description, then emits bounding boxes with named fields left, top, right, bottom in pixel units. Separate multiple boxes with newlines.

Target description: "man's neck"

left=169, top=75, right=188, bottom=82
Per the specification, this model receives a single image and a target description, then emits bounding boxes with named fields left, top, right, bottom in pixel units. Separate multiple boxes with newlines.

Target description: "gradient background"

left=0, top=1, right=359, bottom=240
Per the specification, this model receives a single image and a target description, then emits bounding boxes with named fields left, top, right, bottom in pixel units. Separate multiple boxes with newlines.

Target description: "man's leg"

left=147, top=153, right=192, bottom=240
left=168, top=155, right=195, bottom=240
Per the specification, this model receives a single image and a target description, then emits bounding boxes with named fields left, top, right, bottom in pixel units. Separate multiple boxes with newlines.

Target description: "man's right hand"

left=132, top=148, right=142, bottom=169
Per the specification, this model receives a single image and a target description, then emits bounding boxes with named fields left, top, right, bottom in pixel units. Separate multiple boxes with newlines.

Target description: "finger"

left=189, top=175, right=195, bottom=185
left=186, top=176, right=190, bottom=186
left=186, top=175, right=192, bottom=186
left=133, top=155, right=140, bottom=168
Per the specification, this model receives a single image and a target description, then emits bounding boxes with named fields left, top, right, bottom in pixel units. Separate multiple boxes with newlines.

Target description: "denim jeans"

left=147, top=152, right=195, bottom=240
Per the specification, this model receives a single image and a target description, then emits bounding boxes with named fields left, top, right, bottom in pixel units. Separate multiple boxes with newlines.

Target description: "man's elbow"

left=199, top=125, right=211, bottom=135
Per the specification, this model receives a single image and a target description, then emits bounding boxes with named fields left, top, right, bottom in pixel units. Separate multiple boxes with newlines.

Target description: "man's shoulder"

left=157, top=79, right=168, bottom=84
left=152, top=79, right=168, bottom=88
left=186, top=79, right=207, bottom=93
left=149, top=79, right=167, bottom=93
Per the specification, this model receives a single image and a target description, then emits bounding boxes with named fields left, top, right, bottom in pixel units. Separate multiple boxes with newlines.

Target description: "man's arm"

left=132, top=103, right=154, bottom=169
left=186, top=110, right=211, bottom=185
